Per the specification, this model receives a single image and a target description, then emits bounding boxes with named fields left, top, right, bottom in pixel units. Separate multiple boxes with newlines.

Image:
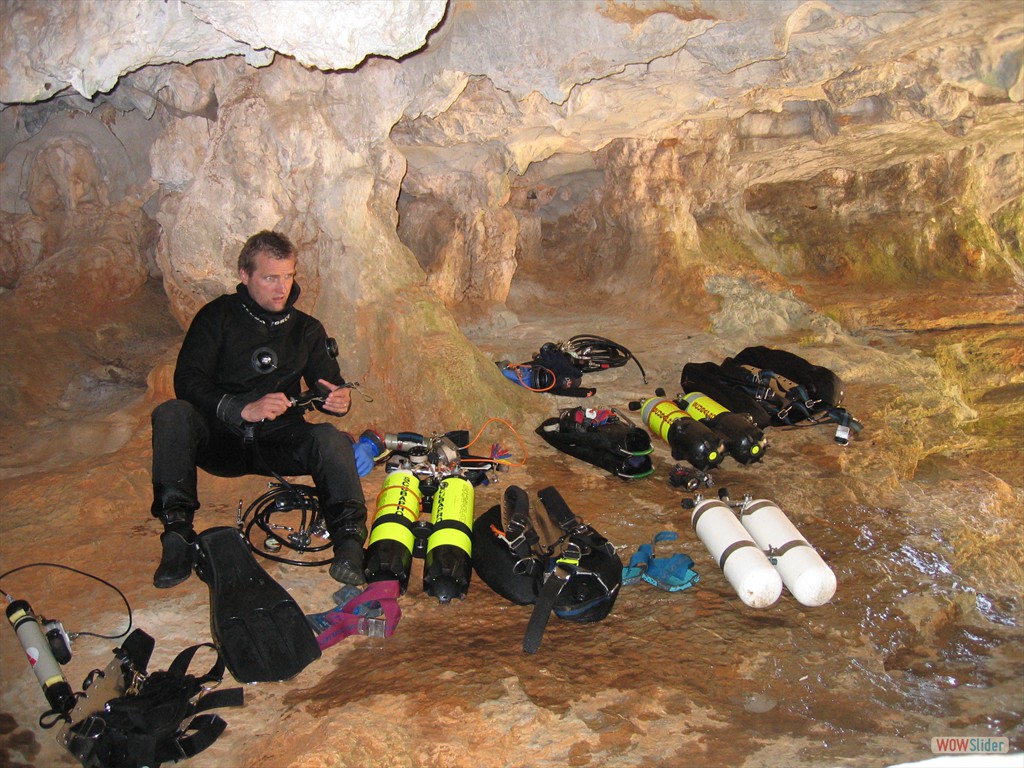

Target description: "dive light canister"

left=739, top=500, right=836, bottom=607
left=364, top=470, right=422, bottom=592
left=639, top=396, right=724, bottom=470
left=6, top=599, right=76, bottom=715
left=423, top=476, right=475, bottom=603
left=690, top=499, right=782, bottom=609
left=681, top=392, right=767, bottom=464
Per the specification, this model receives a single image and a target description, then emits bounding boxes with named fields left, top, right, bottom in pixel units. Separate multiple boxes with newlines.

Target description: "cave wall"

left=0, top=0, right=1022, bottom=428
left=2, top=7, right=1023, bottom=766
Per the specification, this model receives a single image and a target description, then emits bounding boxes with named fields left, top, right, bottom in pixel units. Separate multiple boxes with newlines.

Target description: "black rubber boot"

left=153, top=508, right=197, bottom=589
left=329, top=536, right=367, bottom=585
left=324, top=501, right=368, bottom=586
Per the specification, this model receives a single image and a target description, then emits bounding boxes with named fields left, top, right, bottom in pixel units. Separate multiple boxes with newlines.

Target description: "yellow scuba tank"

left=635, top=390, right=725, bottom=470
left=640, top=394, right=686, bottom=444
left=681, top=392, right=767, bottom=464
left=364, top=470, right=422, bottom=592
left=423, top=476, right=475, bottom=603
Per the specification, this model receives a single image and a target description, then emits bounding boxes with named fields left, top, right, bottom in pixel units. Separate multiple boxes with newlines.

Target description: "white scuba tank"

left=690, top=498, right=782, bottom=608
left=738, top=499, right=836, bottom=607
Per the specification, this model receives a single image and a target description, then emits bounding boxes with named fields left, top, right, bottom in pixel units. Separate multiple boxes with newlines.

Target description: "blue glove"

left=500, top=363, right=534, bottom=388
left=352, top=438, right=377, bottom=477
left=622, top=544, right=653, bottom=586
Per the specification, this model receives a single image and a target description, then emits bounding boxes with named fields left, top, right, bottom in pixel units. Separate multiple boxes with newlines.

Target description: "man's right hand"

left=241, top=392, right=292, bottom=422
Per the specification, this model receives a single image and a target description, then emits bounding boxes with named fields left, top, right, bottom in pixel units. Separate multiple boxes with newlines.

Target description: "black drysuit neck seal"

left=236, top=282, right=301, bottom=328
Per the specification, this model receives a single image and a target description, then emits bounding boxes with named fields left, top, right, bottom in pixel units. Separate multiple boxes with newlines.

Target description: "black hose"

left=0, top=563, right=132, bottom=640
left=241, top=428, right=332, bottom=566
left=239, top=483, right=333, bottom=566
left=564, top=334, right=648, bottom=383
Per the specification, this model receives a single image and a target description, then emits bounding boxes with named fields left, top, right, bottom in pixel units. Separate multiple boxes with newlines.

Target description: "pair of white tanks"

left=690, top=496, right=837, bottom=608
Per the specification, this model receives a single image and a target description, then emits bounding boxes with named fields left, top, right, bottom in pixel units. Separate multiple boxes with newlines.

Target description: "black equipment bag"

left=681, top=346, right=861, bottom=441
left=535, top=407, right=654, bottom=479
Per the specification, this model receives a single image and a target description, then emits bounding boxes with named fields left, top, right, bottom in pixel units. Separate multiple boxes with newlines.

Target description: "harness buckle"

left=513, top=557, right=538, bottom=576
left=505, top=531, right=528, bottom=551
left=75, top=715, right=107, bottom=741
left=555, top=548, right=581, bottom=571
left=359, top=616, right=388, bottom=639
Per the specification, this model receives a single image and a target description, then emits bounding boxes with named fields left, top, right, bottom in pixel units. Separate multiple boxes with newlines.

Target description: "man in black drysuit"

left=150, top=230, right=376, bottom=589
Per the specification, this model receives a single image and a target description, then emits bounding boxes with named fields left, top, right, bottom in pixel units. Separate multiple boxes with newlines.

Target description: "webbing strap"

left=536, top=486, right=579, bottom=533
left=537, top=486, right=613, bottom=556
left=166, top=642, right=225, bottom=689
left=155, top=713, right=229, bottom=764
left=738, top=499, right=774, bottom=517
left=690, top=502, right=719, bottom=528
left=499, top=486, right=536, bottom=553
left=522, top=569, right=567, bottom=654
left=193, top=687, right=245, bottom=714
left=315, top=580, right=402, bottom=650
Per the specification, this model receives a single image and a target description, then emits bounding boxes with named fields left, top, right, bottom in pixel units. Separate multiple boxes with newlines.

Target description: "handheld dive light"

left=6, top=599, right=76, bottom=716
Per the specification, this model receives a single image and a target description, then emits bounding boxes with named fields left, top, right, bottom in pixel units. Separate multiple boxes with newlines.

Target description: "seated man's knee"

left=152, top=399, right=197, bottom=426
left=152, top=399, right=206, bottom=442
left=308, top=423, right=350, bottom=454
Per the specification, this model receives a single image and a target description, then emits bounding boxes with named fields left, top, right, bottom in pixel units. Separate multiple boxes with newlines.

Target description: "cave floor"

left=1, top=275, right=1022, bottom=768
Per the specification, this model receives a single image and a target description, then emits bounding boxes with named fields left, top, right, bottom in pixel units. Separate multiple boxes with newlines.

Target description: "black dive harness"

left=471, top=486, right=624, bottom=654
left=59, top=629, right=243, bottom=768
left=741, top=365, right=859, bottom=429
left=681, top=346, right=863, bottom=445
left=521, top=487, right=619, bottom=654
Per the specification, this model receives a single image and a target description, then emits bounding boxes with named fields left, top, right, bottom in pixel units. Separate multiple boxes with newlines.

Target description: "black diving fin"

left=195, top=526, right=321, bottom=683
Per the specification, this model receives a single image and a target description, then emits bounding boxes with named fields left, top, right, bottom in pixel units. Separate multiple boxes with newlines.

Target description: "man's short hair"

left=238, top=230, right=295, bottom=274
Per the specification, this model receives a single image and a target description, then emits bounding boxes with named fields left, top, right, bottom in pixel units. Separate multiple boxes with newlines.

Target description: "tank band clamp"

left=764, top=539, right=811, bottom=564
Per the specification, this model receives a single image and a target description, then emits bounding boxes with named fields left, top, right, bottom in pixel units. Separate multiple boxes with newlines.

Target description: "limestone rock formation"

left=0, top=1, right=1022, bottom=767
left=0, top=0, right=446, bottom=105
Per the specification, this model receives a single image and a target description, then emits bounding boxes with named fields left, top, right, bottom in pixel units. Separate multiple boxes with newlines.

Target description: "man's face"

left=240, top=251, right=296, bottom=313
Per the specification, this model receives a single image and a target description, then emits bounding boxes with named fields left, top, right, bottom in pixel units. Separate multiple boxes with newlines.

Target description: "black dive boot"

left=324, top=501, right=368, bottom=586
left=153, top=507, right=198, bottom=589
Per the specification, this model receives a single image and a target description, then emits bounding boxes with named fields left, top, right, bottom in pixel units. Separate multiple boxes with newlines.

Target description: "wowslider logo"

left=931, top=736, right=1010, bottom=754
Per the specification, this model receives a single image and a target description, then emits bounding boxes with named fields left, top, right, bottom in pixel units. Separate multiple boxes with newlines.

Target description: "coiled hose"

left=563, top=334, right=648, bottom=383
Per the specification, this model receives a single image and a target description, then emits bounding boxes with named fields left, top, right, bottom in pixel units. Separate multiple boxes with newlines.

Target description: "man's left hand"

left=318, top=379, right=352, bottom=415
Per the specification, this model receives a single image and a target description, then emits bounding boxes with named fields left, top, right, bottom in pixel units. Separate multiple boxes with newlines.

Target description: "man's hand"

left=318, top=379, right=352, bottom=415
left=241, top=392, right=292, bottom=422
